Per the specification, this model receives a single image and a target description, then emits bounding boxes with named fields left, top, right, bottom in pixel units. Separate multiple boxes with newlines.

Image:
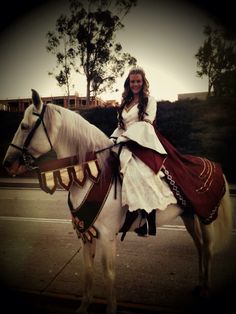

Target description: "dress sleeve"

left=144, top=96, right=157, bottom=123
left=110, top=126, right=124, bottom=139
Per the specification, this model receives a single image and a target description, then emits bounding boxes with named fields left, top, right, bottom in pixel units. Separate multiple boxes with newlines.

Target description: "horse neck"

left=53, top=107, right=111, bottom=166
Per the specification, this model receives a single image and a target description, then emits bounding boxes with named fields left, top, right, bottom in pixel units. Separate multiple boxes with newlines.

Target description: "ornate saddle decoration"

left=37, top=153, right=100, bottom=194
left=37, top=152, right=116, bottom=243
left=68, top=154, right=116, bottom=243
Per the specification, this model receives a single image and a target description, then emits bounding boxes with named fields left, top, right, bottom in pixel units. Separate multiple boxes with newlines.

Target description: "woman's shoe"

left=147, top=210, right=156, bottom=235
left=134, top=223, right=148, bottom=237
left=135, top=209, right=148, bottom=236
left=120, top=210, right=139, bottom=241
left=135, top=209, right=156, bottom=236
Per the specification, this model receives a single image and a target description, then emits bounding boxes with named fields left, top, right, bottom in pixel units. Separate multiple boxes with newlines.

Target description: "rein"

left=95, top=141, right=117, bottom=154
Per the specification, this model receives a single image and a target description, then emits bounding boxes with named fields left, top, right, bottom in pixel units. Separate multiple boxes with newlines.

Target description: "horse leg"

left=77, top=239, right=96, bottom=314
left=181, top=214, right=208, bottom=296
left=100, top=237, right=117, bottom=314
left=198, top=221, right=214, bottom=297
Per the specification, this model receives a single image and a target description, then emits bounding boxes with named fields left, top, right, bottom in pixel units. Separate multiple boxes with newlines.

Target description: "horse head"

left=3, top=89, right=62, bottom=176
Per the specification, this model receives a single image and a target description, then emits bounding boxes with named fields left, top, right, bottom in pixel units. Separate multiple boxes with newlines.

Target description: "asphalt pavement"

left=0, top=177, right=236, bottom=314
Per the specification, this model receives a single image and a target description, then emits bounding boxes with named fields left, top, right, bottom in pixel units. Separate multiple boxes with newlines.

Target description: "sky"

left=0, top=0, right=234, bottom=102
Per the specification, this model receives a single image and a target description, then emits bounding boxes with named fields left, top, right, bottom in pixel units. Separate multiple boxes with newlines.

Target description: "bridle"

left=10, top=104, right=53, bottom=170
left=9, top=104, right=119, bottom=173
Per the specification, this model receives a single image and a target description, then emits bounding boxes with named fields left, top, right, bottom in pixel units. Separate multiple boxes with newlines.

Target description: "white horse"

left=3, top=90, right=233, bottom=314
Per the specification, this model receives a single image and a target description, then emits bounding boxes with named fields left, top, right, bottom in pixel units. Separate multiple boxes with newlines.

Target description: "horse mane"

left=45, top=103, right=112, bottom=168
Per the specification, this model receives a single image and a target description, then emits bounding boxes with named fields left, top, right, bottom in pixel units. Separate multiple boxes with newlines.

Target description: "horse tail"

left=211, top=176, right=233, bottom=254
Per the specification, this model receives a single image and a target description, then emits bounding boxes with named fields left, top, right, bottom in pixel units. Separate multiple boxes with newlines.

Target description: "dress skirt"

left=119, top=146, right=177, bottom=212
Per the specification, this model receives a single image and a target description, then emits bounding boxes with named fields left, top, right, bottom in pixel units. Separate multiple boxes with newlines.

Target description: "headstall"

left=10, top=105, right=53, bottom=170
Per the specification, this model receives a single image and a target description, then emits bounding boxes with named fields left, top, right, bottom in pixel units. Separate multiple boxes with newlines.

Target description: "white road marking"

left=0, top=216, right=71, bottom=224
left=0, top=215, right=235, bottom=234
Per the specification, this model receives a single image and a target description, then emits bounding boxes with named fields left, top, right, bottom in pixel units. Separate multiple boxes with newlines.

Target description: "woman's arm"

left=144, top=96, right=157, bottom=123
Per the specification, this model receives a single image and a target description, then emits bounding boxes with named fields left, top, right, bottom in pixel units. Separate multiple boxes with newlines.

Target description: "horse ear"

left=31, top=89, right=43, bottom=110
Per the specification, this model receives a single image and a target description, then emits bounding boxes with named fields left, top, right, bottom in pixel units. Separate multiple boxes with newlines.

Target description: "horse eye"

left=21, top=123, right=29, bottom=130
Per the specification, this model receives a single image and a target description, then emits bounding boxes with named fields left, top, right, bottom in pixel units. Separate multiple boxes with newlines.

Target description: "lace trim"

left=162, top=166, right=187, bottom=208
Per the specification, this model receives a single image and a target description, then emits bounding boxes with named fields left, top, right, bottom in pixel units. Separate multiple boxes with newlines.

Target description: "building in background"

left=0, top=94, right=118, bottom=112
left=177, top=92, right=211, bottom=101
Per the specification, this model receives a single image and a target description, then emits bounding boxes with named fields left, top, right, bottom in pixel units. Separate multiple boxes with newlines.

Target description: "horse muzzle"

left=3, top=158, right=28, bottom=177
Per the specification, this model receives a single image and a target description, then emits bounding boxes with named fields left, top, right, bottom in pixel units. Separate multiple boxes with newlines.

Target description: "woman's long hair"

left=117, top=67, right=150, bottom=129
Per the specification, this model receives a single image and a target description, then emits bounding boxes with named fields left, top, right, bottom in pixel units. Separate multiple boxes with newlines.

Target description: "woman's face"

left=129, top=73, right=143, bottom=96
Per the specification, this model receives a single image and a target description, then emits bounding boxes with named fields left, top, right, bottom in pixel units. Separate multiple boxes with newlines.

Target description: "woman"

left=111, top=66, right=225, bottom=240
left=111, top=66, right=178, bottom=237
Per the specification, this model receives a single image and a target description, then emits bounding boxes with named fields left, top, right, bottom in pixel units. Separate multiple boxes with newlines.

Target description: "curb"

left=1, top=288, right=181, bottom=314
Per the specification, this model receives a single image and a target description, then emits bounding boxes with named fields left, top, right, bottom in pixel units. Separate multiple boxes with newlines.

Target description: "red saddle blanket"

left=127, top=127, right=225, bottom=224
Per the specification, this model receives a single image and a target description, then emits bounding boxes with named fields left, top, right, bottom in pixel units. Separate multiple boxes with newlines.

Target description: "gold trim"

left=85, top=232, right=92, bottom=242
left=44, top=171, right=55, bottom=190
left=39, top=159, right=100, bottom=193
left=89, top=226, right=98, bottom=237
left=40, top=159, right=98, bottom=175
left=198, top=157, right=207, bottom=178
left=196, top=161, right=215, bottom=193
left=59, top=168, right=71, bottom=187
left=86, top=160, right=100, bottom=182
left=74, top=164, right=85, bottom=183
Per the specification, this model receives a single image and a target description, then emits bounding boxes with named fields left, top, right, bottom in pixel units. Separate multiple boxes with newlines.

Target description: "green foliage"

left=70, top=0, right=137, bottom=102
left=157, top=98, right=236, bottom=182
left=46, top=0, right=137, bottom=102
left=195, top=25, right=236, bottom=97
left=214, top=69, right=236, bottom=97
left=79, top=106, right=117, bottom=136
left=46, top=14, right=77, bottom=96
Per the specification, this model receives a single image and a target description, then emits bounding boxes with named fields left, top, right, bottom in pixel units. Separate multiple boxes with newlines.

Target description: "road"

left=0, top=185, right=236, bottom=313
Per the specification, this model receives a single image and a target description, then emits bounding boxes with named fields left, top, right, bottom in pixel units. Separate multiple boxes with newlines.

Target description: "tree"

left=46, top=15, right=78, bottom=100
left=213, top=69, right=236, bottom=97
left=47, top=0, right=137, bottom=105
left=195, top=25, right=236, bottom=97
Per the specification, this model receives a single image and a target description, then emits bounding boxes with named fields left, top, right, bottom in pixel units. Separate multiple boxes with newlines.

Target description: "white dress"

left=111, top=96, right=177, bottom=212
